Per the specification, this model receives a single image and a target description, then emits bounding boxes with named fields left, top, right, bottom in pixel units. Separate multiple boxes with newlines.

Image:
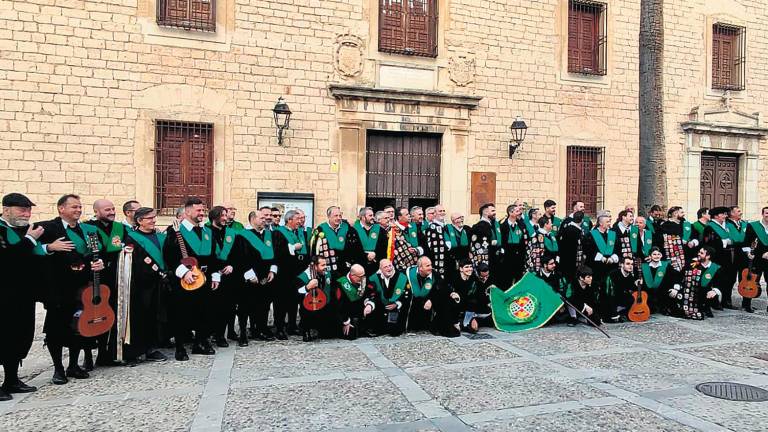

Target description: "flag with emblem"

left=490, top=272, right=564, bottom=333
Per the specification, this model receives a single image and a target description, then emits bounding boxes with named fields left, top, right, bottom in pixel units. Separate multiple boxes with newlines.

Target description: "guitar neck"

left=175, top=229, right=190, bottom=259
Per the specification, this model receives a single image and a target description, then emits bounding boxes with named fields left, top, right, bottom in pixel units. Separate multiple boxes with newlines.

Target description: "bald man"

left=368, top=259, right=411, bottom=336
left=404, top=256, right=461, bottom=337
left=83, top=199, right=126, bottom=367
left=333, top=264, right=378, bottom=340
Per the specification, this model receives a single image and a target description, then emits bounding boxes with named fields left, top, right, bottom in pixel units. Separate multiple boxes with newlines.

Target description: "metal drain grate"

left=464, top=333, right=495, bottom=340
left=695, top=382, right=768, bottom=402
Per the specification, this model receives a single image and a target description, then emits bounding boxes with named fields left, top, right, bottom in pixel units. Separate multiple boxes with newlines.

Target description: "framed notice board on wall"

left=257, top=192, right=315, bottom=228
left=470, top=172, right=496, bottom=214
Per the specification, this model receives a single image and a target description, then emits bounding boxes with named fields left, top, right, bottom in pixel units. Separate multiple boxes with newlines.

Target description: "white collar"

left=122, top=220, right=133, bottom=227
left=507, top=218, right=517, bottom=226
left=538, top=227, right=549, bottom=235
left=618, top=222, right=629, bottom=233
left=377, top=270, right=394, bottom=281
left=621, top=268, right=632, bottom=277
left=62, top=218, right=78, bottom=229
left=761, top=220, right=768, bottom=230
left=569, top=221, right=581, bottom=229
left=181, top=219, right=196, bottom=231
left=396, top=222, right=408, bottom=230
left=713, top=220, right=728, bottom=229
left=481, top=217, right=491, bottom=224
left=701, top=261, right=711, bottom=269
left=452, top=224, right=464, bottom=231
left=432, top=219, right=444, bottom=227
left=649, top=261, right=661, bottom=268
left=541, top=269, right=552, bottom=277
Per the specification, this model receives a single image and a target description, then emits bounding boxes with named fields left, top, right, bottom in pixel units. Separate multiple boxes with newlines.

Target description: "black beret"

left=2, top=193, right=35, bottom=207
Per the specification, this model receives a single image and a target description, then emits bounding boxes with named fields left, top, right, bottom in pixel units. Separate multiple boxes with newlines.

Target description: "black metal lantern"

left=509, top=116, right=528, bottom=158
left=273, top=96, right=292, bottom=145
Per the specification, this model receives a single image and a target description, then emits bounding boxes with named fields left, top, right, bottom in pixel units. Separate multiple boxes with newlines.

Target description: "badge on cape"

left=371, top=232, right=377, bottom=239
left=144, top=257, right=152, bottom=264
left=319, top=232, right=326, bottom=238
left=705, top=273, right=712, bottom=279
left=111, top=235, right=121, bottom=247
left=395, top=289, right=402, bottom=295
left=410, top=232, right=416, bottom=238
left=266, top=240, right=272, bottom=246
left=339, top=236, right=345, bottom=242
left=658, top=271, right=665, bottom=276
left=632, top=233, right=637, bottom=239
left=204, top=234, right=210, bottom=240
left=425, top=282, right=432, bottom=289
left=226, top=236, right=232, bottom=243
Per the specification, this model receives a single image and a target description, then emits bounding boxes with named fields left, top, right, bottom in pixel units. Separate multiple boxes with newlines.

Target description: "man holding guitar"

left=162, top=198, right=220, bottom=361
left=742, top=207, right=768, bottom=313
left=0, top=193, right=45, bottom=400
left=37, top=194, right=104, bottom=384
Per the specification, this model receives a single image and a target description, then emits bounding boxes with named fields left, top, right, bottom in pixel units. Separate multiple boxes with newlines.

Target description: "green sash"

left=647, top=217, right=656, bottom=235
left=353, top=221, right=380, bottom=252
left=590, top=229, right=616, bottom=256
left=504, top=220, right=524, bottom=245
left=214, top=226, right=237, bottom=261
left=229, top=220, right=245, bottom=231
left=127, top=230, right=167, bottom=270
left=318, top=222, right=348, bottom=250
left=406, top=266, right=434, bottom=298
left=94, top=221, right=125, bottom=253
left=523, top=217, right=536, bottom=238
left=445, top=225, right=469, bottom=248
left=179, top=223, right=212, bottom=256
left=0, top=221, right=45, bottom=255
left=66, top=223, right=99, bottom=255
left=581, top=216, right=592, bottom=234
left=551, top=216, right=562, bottom=232
left=682, top=221, right=693, bottom=242
left=543, top=232, right=558, bottom=253
left=400, top=223, right=419, bottom=248
left=700, top=262, right=720, bottom=288
left=370, top=272, right=408, bottom=304
left=239, top=229, right=275, bottom=260
left=728, top=220, right=748, bottom=243
left=641, top=261, right=669, bottom=290
left=337, top=275, right=364, bottom=302
left=692, top=221, right=706, bottom=238
left=277, top=226, right=307, bottom=255
left=707, top=221, right=730, bottom=241
left=749, top=221, right=768, bottom=246
left=630, top=225, right=653, bottom=256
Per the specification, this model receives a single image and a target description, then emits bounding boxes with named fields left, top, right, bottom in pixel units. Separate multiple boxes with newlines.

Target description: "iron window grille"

left=157, top=0, right=216, bottom=32
left=566, top=146, right=604, bottom=217
left=379, top=0, right=438, bottom=58
left=154, top=120, right=214, bottom=216
left=567, top=0, right=607, bottom=76
left=712, top=23, right=746, bottom=91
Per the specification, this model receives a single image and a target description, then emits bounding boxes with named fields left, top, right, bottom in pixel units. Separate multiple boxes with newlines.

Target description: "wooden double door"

left=700, top=152, right=739, bottom=209
left=365, top=131, right=441, bottom=210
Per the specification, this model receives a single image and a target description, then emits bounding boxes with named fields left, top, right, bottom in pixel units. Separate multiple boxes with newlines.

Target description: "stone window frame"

left=711, top=23, right=746, bottom=92
left=367, top=0, right=449, bottom=66
left=137, top=0, right=233, bottom=52
left=378, top=0, right=439, bottom=58
left=156, top=0, right=217, bottom=33
left=703, top=14, right=748, bottom=100
left=556, top=0, right=613, bottom=88
left=567, top=0, right=608, bottom=76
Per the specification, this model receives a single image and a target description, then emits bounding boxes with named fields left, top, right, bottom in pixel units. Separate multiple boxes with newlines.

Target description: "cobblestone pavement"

left=3, top=301, right=768, bottom=432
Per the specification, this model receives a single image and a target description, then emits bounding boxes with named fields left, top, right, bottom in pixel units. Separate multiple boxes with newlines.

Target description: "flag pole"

left=559, top=295, right=611, bottom=339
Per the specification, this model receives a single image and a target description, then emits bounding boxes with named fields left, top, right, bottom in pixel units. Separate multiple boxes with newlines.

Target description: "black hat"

left=709, top=207, right=729, bottom=217
left=2, top=193, right=35, bottom=207
left=476, top=262, right=490, bottom=272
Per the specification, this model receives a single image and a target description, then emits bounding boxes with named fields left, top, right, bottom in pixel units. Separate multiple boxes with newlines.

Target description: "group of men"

left=1, top=191, right=767, bottom=402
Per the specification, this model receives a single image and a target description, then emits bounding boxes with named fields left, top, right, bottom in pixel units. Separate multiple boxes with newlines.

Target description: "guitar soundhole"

left=92, top=296, right=101, bottom=305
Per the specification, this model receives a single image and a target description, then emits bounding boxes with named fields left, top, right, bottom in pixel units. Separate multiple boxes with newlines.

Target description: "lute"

left=173, top=220, right=206, bottom=291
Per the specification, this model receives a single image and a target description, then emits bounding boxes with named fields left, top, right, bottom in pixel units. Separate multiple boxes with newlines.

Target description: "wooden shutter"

left=379, top=0, right=437, bottom=57
left=566, top=146, right=604, bottom=216
left=568, top=1, right=606, bottom=75
left=712, top=24, right=745, bottom=90
left=157, top=0, right=216, bottom=32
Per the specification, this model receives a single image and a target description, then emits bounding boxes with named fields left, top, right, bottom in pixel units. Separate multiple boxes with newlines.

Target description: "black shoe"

left=286, top=327, right=301, bottom=336
left=191, top=343, right=216, bottom=355
left=124, top=358, right=140, bottom=367
left=248, top=328, right=258, bottom=340
left=227, top=331, right=239, bottom=342
left=302, top=331, right=313, bottom=342
left=0, top=388, right=11, bottom=401
left=705, top=310, right=715, bottom=318
left=363, top=329, right=378, bottom=338
left=66, top=366, right=90, bottom=380
left=275, top=330, right=288, bottom=341
left=257, top=330, right=276, bottom=341
left=3, top=380, right=37, bottom=394
left=51, top=369, right=68, bottom=385
left=606, top=316, right=625, bottom=324
left=82, top=357, right=94, bottom=372
left=238, top=334, right=249, bottom=347
left=713, top=304, right=724, bottom=311
left=145, top=350, right=168, bottom=362
left=214, top=337, right=229, bottom=348
left=723, top=303, right=738, bottom=310
left=175, top=348, right=189, bottom=361
left=744, top=306, right=756, bottom=313
left=96, top=357, right=121, bottom=367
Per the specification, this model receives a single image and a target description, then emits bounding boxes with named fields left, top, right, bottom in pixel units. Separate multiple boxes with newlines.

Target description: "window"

left=379, top=0, right=438, bottom=57
left=567, top=0, right=607, bottom=75
left=157, top=0, right=216, bottom=32
left=155, top=121, right=214, bottom=215
left=566, top=146, right=604, bottom=216
left=712, top=24, right=746, bottom=91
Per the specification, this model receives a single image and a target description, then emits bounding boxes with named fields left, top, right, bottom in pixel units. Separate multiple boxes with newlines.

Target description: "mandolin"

left=302, top=265, right=328, bottom=311
left=173, top=220, right=206, bottom=291
left=738, top=240, right=761, bottom=299
left=628, top=277, right=650, bottom=323
left=76, top=233, right=116, bottom=337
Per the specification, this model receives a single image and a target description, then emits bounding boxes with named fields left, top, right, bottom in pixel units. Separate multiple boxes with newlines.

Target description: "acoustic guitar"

left=302, top=265, right=328, bottom=311
left=738, top=239, right=760, bottom=299
left=628, top=277, right=651, bottom=323
left=76, top=233, right=116, bottom=338
left=173, top=220, right=206, bottom=291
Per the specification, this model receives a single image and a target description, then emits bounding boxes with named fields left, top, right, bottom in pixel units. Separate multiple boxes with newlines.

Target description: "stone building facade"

left=0, top=0, right=765, bottom=222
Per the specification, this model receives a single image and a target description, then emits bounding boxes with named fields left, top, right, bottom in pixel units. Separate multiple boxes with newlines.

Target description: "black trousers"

left=170, top=286, right=211, bottom=348
left=211, top=278, right=237, bottom=338
left=244, top=281, right=272, bottom=333
left=719, top=264, right=737, bottom=306
left=272, top=278, right=295, bottom=332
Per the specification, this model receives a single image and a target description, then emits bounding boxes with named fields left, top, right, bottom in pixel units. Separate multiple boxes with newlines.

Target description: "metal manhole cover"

left=464, top=333, right=494, bottom=340
left=695, top=382, right=768, bottom=402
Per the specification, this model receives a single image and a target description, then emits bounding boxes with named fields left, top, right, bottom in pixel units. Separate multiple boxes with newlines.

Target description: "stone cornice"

left=328, top=84, right=482, bottom=109
left=681, top=121, right=768, bottom=137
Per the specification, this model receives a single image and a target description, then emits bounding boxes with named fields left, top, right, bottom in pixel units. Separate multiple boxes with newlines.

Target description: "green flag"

left=490, top=272, right=564, bottom=333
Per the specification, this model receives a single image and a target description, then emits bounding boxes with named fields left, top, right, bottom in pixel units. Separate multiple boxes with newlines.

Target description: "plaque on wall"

left=471, top=172, right=496, bottom=214
left=257, top=192, right=315, bottom=228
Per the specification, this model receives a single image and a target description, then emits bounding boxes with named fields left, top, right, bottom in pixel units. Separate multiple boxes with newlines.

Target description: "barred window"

left=379, top=0, right=438, bottom=57
left=712, top=24, right=746, bottom=91
left=567, top=0, right=607, bottom=76
left=157, top=0, right=216, bottom=32
left=566, top=146, right=604, bottom=217
left=155, top=121, right=214, bottom=216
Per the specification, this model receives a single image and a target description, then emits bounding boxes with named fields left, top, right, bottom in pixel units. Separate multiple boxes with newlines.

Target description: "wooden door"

left=366, top=131, right=441, bottom=209
left=566, top=146, right=604, bottom=216
left=700, top=153, right=739, bottom=208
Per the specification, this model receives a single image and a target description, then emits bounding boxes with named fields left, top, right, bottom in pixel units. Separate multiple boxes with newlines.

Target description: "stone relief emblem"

left=448, top=56, right=475, bottom=87
left=334, top=34, right=364, bottom=78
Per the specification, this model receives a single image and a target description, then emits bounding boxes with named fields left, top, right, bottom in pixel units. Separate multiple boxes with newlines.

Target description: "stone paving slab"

left=376, top=339, right=519, bottom=369
left=665, top=392, right=768, bottom=432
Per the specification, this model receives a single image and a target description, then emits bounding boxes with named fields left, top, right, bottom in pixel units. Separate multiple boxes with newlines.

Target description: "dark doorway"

left=365, top=131, right=441, bottom=210
left=700, top=152, right=739, bottom=208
